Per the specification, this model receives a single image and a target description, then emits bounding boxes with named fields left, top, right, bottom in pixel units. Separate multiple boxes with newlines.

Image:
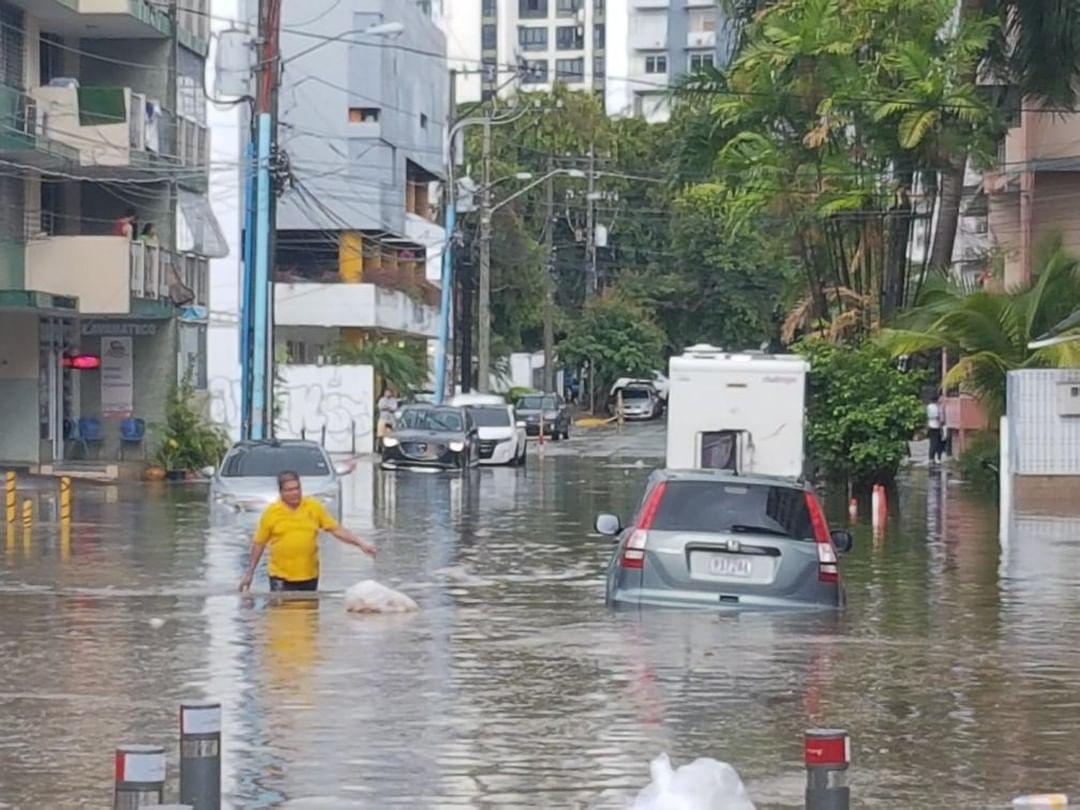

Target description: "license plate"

left=708, top=556, right=752, bottom=577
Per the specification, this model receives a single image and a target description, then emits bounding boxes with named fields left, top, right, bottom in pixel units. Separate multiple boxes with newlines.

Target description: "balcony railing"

left=130, top=243, right=208, bottom=307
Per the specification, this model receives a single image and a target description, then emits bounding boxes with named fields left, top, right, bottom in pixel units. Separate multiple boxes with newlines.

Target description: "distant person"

left=376, top=387, right=399, bottom=451
left=113, top=207, right=137, bottom=239
left=140, top=222, right=158, bottom=245
left=926, top=395, right=945, bottom=464
left=238, top=471, right=376, bottom=593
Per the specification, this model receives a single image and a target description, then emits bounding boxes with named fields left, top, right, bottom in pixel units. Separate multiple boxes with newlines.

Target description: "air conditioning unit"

left=1058, top=381, right=1080, bottom=417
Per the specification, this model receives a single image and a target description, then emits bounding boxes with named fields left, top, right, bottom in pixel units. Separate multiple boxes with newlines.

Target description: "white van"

left=449, top=393, right=528, bottom=466
left=665, top=345, right=808, bottom=478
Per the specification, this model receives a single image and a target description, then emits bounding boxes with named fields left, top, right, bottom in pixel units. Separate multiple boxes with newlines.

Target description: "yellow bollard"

left=21, top=498, right=32, bottom=530
left=5, top=471, right=15, bottom=525
left=59, top=477, right=72, bottom=523
left=616, top=390, right=624, bottom=432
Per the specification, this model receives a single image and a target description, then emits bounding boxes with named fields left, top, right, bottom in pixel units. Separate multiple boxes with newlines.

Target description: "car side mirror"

left=200, top=466, right=216, bottom=478
left=334, top=461, right=354, bottom=476
left=595, top=513, right=622, bottom=537
left=831, top=529, right=854, bottom=554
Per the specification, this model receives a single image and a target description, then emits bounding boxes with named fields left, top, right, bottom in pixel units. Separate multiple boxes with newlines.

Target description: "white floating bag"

left=344, top=580, right=419, bottom=614
left=629, top=753, right=755, bottom=810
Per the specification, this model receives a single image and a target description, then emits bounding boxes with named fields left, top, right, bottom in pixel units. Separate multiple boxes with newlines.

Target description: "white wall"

left=276, top=364, right=375, bottom=455
left=435, top=0, right=483, bottom=104
left=275, top=283, right=438, bottom=337
left=1008, top=369, right=1080, bottom=475
left=26, top=237, right=131, bottom=314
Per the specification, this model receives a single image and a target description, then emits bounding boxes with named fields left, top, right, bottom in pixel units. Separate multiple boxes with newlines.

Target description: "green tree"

left=327, top=340, right=427, bottom=395
left=558, top=294, right=666, bottom=406
left=156, top=373, right=229, bottom=472
left=879, top=237, right=1080, bottom=416
left=797, top=338, right=927, bottom=490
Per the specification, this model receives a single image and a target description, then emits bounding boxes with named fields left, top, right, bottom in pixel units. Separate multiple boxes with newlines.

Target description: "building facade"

left=0, top=0, right=221, bottom=469
left=268, top=0, right=446, bottom=372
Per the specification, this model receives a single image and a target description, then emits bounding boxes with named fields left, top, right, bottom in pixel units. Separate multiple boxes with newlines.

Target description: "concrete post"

left=4, top=471, right=15, bottom=524
left=180, top=701, right=222, bottom=810
left=114, top=744, right=166, bottom=808
left=616, top=390, right=624, bottom=431
left=805, top=729, right=850, bottom=810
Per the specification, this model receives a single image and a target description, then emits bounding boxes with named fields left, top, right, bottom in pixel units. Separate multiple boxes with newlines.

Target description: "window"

left=556, top=25, right=583, bottom=50
left=519, top=0, right=548, bottom=18
left=649, top=481, right=816, bottom=540
left=0, top=3, right=24, bottom=89
left=556, top=57, right=584, bottom=82
left=518, top=26, right=548, bottom=51
left=482, top=23, right=497, bottom=49
left=482, top=56, right=498, bottom=83
left=594, top=23, right=605, bottom=48
left=556, top=0, right=580, bottom=16
left=483, top=0, right=497, bottom=16
left=689, top=8, right=717, bottom=32
left=521, top=59, right=548, bottom=83
left=519, top=395, right=557, bottom=410
left=594, top=0, right=604, bottom=13
left=420, top=113, right=428, bottom=129
left=593, top=55, right=605, bottom=78
left=221, top=444, right=331, bottom=478
left=644, top=54, right=667, bottom=74
left=689, top=52, right=714, bottom=71
left=469, top=407, right=512, bottom=427
left=348, top=106, right=380, bottom=123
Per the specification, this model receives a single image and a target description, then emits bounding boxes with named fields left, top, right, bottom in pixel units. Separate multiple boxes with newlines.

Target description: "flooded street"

left=1, top=423, right=1077, bottom=808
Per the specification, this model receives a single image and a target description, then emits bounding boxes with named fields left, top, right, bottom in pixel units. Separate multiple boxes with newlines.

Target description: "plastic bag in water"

left=344, top=580, right=419, bottom=614
left=629, top=753, right=755, bottom=810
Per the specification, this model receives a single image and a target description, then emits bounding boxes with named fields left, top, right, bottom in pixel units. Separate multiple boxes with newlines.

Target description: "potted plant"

left=153, top=373, right=229, bottom=480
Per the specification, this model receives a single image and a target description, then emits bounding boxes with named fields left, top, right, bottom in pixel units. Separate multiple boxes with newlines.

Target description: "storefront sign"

left=100, top=337, right=134, bottom=417
left=82, top=321, right=158, bottom=337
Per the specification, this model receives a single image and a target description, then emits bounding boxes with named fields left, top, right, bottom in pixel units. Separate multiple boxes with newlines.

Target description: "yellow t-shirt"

left=254, top=497, right=338, bottom=582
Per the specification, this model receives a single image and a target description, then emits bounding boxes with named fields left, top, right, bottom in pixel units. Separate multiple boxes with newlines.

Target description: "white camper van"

left=665, top=345, right=808, bottom=478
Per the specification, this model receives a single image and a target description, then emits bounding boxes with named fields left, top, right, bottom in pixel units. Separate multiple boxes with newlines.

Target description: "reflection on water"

left=0, top=456, right=1077, bottom=807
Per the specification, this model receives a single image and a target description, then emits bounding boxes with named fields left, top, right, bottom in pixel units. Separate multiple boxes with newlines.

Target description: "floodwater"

left=0, top=424, right=1077, bottom=808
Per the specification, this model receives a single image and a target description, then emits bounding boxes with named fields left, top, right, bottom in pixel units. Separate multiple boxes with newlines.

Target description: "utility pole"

left=585, top=143, right=597, bottom=297
left=434, top=68, right=457, bottom=404
left=476, top=119, right=493, bottom=393
left=459, top=249, right=473, bottom=393
left=542, top=153, right=556, bottom=393
left=240, top=0, right=281, bottom=440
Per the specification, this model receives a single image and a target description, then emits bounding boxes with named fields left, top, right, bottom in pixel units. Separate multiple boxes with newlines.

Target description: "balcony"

left=10, top=0, right=171, bottom=38
left=24, top=236, right=201, bottom=316
left=0, top=85, right=79, bottom=169
left=29, top=85, right=209, bottom=179
left=630, top=26, right=668, bottom=51
left=687, top=30, right=716, bottom=49
left=274, top=283, right=438, bottom=339
left=634, top=0, right=669, bottom=6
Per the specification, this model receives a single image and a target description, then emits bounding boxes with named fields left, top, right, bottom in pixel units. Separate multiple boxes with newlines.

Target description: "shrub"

left=957, top=432, right=1000, bottom=495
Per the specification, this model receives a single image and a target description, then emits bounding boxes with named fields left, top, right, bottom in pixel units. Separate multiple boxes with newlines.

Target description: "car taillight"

left=805, top=491, right=839, bottom=583
left=620, top=482, right=667, bottom=570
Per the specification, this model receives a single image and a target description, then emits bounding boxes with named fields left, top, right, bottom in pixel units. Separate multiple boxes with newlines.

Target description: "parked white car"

left=450, top=393, right=528, bottom=466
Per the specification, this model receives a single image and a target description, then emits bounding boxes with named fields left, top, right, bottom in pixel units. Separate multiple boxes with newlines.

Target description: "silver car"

left=595, top=470, right=853, bottom=610
left=208, top=440, right=346, bottom=521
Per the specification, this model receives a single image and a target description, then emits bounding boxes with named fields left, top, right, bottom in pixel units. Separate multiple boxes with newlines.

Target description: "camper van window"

left=651, top=481, right=815, bottom=540
left=701, top=431, right=739, bottom=471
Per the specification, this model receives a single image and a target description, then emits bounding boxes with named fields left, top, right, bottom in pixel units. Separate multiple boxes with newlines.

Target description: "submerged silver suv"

left=595, top=470, right=853, bottom=610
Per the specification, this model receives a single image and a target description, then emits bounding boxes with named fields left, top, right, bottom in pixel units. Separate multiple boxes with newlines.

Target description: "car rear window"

left=649, top=480, right=814, bottom=540
left=622, top=388, right=651, bottom=400
left=519, top=395, right=556, bottom=410
left=222, top=445, right=330, bottom=477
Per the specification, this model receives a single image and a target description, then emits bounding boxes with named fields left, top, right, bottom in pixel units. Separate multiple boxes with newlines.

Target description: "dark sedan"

left=380, top=405, right=480, bottom=470
left=516, top=393, right=571, bottom=440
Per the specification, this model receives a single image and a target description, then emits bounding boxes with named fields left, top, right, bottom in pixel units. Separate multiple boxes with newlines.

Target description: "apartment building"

left=268, top=0, right=446, bottom=369
left=605, top=0, right=735, bottom=122
left=0, top=0, right=220, bottom=469
left=439, top=0, right=607, bottom=104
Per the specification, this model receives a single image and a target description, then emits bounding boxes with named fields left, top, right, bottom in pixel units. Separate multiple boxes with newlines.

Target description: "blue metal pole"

left=250, top=113, right=273, bottom=440
left=433, top=202, right=455, bottom=405
left=239, top=140, right=256, bottom=440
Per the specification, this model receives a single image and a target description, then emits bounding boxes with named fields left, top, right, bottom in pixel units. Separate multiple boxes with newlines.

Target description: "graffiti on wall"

left=208, top=364, right=374, bottom=454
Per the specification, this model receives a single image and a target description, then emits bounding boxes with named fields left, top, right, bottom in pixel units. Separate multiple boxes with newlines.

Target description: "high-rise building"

left=605, top=0, right=736, bottom=122
left=0, top=0, right=221, bottom=470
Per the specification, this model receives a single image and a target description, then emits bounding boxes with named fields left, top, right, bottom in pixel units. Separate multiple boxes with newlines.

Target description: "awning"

left=177, top=189, right=229, bottom=259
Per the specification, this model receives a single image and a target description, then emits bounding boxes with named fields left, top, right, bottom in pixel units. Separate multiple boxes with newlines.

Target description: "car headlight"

left=383, top=437, right=399, bottom=447
left=449, top=441, right=465, bottom=452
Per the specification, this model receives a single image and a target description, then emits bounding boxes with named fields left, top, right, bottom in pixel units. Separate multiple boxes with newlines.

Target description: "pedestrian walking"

left=926, top=395, right=945, bottom=464
left=376, top=387, right=399, bottom=451
left=238, top=471, right=375, bottom=593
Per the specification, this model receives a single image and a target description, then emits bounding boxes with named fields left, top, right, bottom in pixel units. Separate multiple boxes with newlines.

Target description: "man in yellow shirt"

left=238, top=470, right=376, bottom=592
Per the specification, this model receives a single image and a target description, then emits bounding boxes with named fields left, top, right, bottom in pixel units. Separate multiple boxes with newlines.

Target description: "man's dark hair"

left=124, top=206, right=137, bottom=218
left=277, top=470, right=301, bottom=490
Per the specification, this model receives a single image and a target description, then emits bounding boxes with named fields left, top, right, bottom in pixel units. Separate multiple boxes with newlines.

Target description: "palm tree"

left=879, top=237, right=1080, bottom=415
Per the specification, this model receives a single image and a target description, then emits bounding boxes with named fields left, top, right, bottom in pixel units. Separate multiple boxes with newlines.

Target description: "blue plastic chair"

left=77, top=417, right=103, bottom=460
left=120, top=417, right=146, bottom=460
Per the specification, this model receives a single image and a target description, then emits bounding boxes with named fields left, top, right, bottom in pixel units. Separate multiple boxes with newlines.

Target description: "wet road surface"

left=0, top=423, right=1077, bottom=807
